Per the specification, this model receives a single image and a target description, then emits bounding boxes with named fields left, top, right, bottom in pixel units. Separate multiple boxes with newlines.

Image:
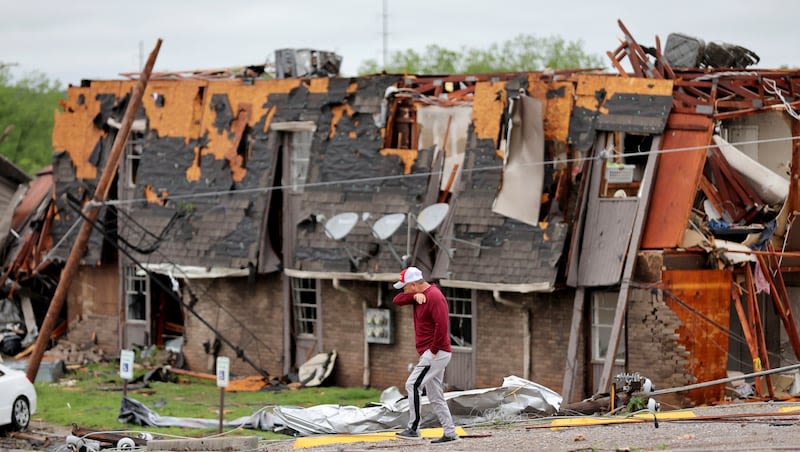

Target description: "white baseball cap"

left=393, top=266, right=423, bottom=289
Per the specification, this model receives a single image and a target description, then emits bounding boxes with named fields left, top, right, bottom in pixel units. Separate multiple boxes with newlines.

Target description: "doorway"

left=123, top=265, right=184, bottom=349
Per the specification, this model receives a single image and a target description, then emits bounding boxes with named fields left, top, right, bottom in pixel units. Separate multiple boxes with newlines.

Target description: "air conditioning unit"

left=274, top=49, right=342, bottom=79
left=365, top=308, right=393, bottom=344
left=605, top=163, right=635, bottom=184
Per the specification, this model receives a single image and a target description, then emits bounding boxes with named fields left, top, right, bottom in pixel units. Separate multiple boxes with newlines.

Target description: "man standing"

left=392, top=266, right=458, bottom=444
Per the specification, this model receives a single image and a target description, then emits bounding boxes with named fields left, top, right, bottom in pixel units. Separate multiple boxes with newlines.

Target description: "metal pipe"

left=648, top=362, right=800, bottom=397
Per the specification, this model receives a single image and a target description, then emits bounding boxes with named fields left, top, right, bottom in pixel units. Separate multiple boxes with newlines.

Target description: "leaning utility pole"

left=382, top=0, right=388, bottom=69
left=25, top=39, right=162, bottom=382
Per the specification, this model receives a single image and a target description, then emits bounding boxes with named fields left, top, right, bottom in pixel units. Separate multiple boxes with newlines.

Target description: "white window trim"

left=124, top=265, right=148, bottom=322
left=591, top=291, right=625, bottom=365
left=291, top=277, right=318, bottom=338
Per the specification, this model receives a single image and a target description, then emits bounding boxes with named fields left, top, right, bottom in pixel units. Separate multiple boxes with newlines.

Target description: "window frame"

left=291, top=277, right=318, bottom=338
left=289, top=131, right=313, bottom=192
left=444, top=287, right=473, bottom=349
left=125, top=132, right=145, bottom=188
left=591, top=291, right=625, bottom=364
left=124, top=265, right=148, bottom=322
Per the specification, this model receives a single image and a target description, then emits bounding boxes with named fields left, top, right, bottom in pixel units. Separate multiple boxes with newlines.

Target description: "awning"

left=141, top=263, right=249, bottom=279
left=284, top=268, right=396, bottom=282
left=439, top=279, right=554, bottom=293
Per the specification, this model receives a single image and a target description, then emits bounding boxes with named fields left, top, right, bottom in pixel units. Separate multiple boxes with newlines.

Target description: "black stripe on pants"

left=410, top=365, right=430, bottom=431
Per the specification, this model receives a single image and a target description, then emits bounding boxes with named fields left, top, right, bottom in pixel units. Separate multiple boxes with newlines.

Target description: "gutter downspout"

left=493, top=290, right=530, bottom=380
left=333, top=278, right=370, bottom=388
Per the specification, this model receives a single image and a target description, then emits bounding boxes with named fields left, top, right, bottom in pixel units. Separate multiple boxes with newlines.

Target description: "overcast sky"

left=2, top=0, right=798, bottom=86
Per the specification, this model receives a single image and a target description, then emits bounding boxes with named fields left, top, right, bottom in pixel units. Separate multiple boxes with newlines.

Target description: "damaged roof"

left=44, top=22, right=800, bottom=294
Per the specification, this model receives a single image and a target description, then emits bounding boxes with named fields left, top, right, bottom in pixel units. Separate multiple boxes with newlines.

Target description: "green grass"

left=35, top=363, right=382, bottom=439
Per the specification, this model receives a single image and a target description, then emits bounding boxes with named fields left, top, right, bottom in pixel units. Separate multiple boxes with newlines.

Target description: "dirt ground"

left=4, top=401, right=800, bottom=451
left=260, top=401, right=800, bottom=452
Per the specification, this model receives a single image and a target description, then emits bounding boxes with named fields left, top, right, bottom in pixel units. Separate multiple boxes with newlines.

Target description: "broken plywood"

left=52, top=82, right=127, bottom=180
left=142, top=80, right=208, bottom=139
left=641, top=113, right=713, bottom=249
left=569, top=74, right=673, bottom=152
left=527, top=78, right=574, bottom=144
left=472, top=81, right=507, bottom=146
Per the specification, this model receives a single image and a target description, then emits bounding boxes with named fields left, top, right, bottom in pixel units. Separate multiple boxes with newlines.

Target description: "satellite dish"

left=371, top=213, right=406, bottom=240
left=416, top=203, right=449, bottom=233
left=324, top=212, right=358, bottom=240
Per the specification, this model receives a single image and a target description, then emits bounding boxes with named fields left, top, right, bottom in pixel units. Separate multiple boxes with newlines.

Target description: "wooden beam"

left=731, top=277, right=762, bottom=396
left=617, top=20, right=660, bottom=79
left=654, top=35, right=675, bottom=79
left=714, top=99, right=800, bottom=121
left=789, top=118, right=800, bottom=213
left=699, top=175, right=724, bottom=216
left=606, top=50, right=629, bottom=77
left=561, top=287, right=585, bottom=403
left=745, top=264, right=775, bottom=398
left=764, top=243, right=800, bottom=360
left=718, top=79, right=763, bottom=99
left=712, top=148, right=763, bottom=210
left=25, top=39, right=162, bottom=382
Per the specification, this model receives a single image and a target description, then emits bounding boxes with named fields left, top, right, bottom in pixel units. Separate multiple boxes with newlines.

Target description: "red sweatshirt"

left=392, top=284, right=452, bottom=355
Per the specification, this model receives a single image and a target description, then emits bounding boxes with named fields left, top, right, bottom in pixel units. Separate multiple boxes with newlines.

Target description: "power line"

left=97, top=134, right=800, bottom=208
left=61, top=195, right=277, bottom=368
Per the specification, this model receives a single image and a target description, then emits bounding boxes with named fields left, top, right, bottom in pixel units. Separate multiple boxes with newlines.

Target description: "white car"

left=0, top=363, right=36, bottom=430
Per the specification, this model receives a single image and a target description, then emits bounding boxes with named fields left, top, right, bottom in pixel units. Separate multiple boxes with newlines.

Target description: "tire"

left=11, top=396, right=30, bottom=431
left=117, top=437, right=136, bottom=449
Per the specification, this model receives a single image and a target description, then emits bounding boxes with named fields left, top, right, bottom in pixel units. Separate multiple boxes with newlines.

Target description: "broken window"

left=272, top=129, right=314, bottom=192
left=291, top=278, right=318, bottom=337
left=124, top=265, right=148, bottom=322
left=125, top=131, right=145, bottom=187
left=591, top=291, right=625, bottom=364
left=599, top=132, right=653, bottom=198
left=383, top=96, right=418, bottom=150
left=444, top=287, right=473, bottom=348
left=441, top=286, right=475, bottom=390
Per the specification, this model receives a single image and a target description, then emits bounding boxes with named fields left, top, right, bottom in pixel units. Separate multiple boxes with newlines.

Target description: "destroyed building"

left=10, top=21, right=800, bottom=406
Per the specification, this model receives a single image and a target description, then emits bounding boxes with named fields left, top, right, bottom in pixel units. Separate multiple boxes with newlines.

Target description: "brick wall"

left=475, top=291, right=526, bottom=388
left=182, top=274, right=284, bottom=378
left=320, top=280, right=418, bottom=389
left=529, top=291, right=575, bottom=394
left=370, top=286, right=418, bottom=389
left=319, top=280, right=371, bottom=388
left=65, top=264, right=120, bottom=349
left=178, top=275, right=582, bottom=397
left=627, top=287, right=692, bottom=408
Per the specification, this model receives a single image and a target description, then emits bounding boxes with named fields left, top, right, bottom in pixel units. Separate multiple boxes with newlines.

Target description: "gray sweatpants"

left=405, top=350, right=456, bottom=436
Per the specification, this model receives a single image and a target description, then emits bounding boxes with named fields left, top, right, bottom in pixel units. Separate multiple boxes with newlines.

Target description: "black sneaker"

left=431, top=434, right=459, bottom=444
left=396, top=428, right=420, bottom=439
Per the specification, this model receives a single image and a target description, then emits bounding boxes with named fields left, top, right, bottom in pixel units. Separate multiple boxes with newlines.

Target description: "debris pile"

left=43, top=340, right=109, bottom=367
left=117, top=375, right=561, bottom=435
left=664, top=33, right=760, bottom=69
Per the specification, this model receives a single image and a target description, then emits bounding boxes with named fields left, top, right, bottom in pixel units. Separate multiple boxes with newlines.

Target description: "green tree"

left=359, top=34, right=605, bottom=75
left=0, top=65, right=65, bottom=175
